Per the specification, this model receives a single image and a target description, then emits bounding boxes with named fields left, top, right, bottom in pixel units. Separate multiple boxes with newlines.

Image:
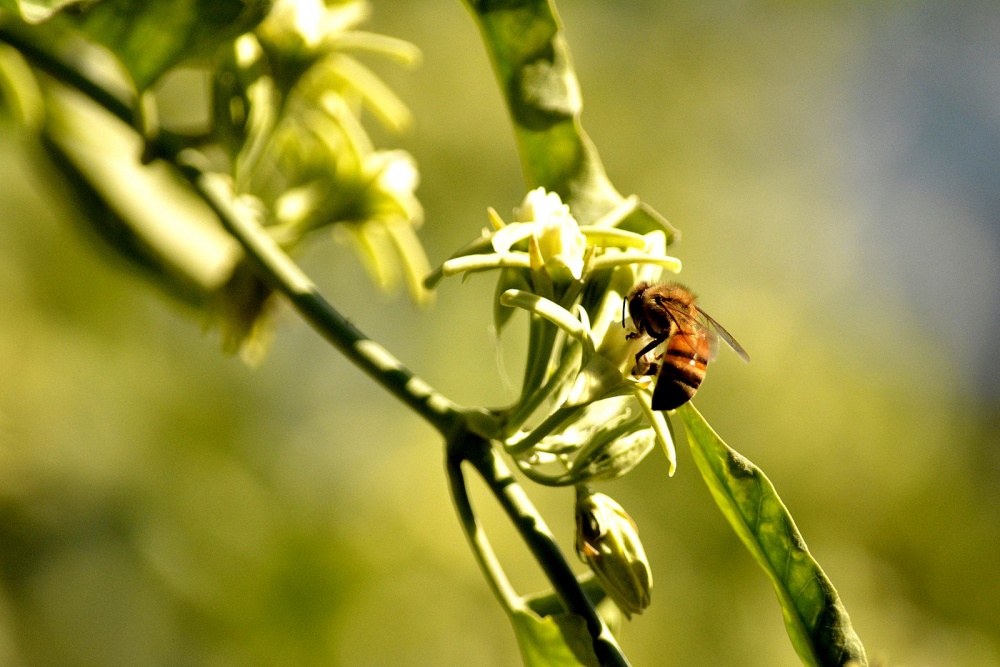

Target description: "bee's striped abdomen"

left=650, top=330, right=710, bottom=411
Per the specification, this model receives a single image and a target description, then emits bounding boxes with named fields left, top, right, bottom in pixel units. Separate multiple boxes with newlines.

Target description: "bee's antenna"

left=622, top=295, right=627, bottom=329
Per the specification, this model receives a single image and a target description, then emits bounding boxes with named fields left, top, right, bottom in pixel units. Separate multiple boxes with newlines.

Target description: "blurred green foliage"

left=1, top=1, right=999, bottom=666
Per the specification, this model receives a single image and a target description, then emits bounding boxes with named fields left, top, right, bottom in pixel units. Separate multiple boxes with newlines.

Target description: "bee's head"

left=624, top=281, right=651, bottom=330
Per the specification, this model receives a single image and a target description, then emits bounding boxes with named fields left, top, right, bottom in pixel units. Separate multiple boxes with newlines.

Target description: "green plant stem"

left=452, top=431, right=630, bottom=667
left=446, top=436, right=522, bottom=614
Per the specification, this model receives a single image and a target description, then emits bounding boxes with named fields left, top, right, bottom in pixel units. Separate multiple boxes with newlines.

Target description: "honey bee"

left=624, top=282, right=749, bottom=410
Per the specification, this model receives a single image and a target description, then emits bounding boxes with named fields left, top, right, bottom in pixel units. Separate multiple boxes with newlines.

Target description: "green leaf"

left=676, top=403, right=868, bottom=667
left=511, top=608, right=600, bottom=667
left=66, top=0, right=273, bottom=91
left=1, top=0, right=86, bottom=24
left=463, top=0, right=676, bottom=242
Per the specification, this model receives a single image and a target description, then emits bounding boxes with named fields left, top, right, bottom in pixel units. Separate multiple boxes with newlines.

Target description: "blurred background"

left=2, top=1, right=1000, bottom=665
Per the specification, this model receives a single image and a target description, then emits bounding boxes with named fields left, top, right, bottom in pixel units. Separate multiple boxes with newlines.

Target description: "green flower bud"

left=574, top=487, right=652, bottom=619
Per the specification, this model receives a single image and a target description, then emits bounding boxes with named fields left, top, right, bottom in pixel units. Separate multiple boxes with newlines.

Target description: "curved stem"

left=458, top=433, right=630, bottom=667
left=446, top=438, right=522, bottom=615
left=500, top=289, right=596, bottom=360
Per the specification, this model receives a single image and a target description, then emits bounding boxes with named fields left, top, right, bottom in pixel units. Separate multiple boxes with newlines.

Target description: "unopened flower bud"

left=574, top=487, right=652, bottom=618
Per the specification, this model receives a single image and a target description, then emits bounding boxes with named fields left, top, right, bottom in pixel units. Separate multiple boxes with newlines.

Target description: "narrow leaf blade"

left=463, top=0, right=676, bottom=243
left=676, top=402, right=868, bottom=667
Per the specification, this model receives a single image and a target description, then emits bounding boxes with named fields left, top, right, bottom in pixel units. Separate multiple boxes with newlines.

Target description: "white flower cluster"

left=428, top=187, right=684, bottom=479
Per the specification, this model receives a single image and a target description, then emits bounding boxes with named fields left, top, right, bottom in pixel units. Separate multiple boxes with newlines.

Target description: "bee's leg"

left=643, top=361, right=660, bottom=377
left=632, top=337, right=663, bottom=375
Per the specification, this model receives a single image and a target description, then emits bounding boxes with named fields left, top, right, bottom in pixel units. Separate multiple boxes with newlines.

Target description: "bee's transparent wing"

left=696, top=307, right=750, bottom=362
